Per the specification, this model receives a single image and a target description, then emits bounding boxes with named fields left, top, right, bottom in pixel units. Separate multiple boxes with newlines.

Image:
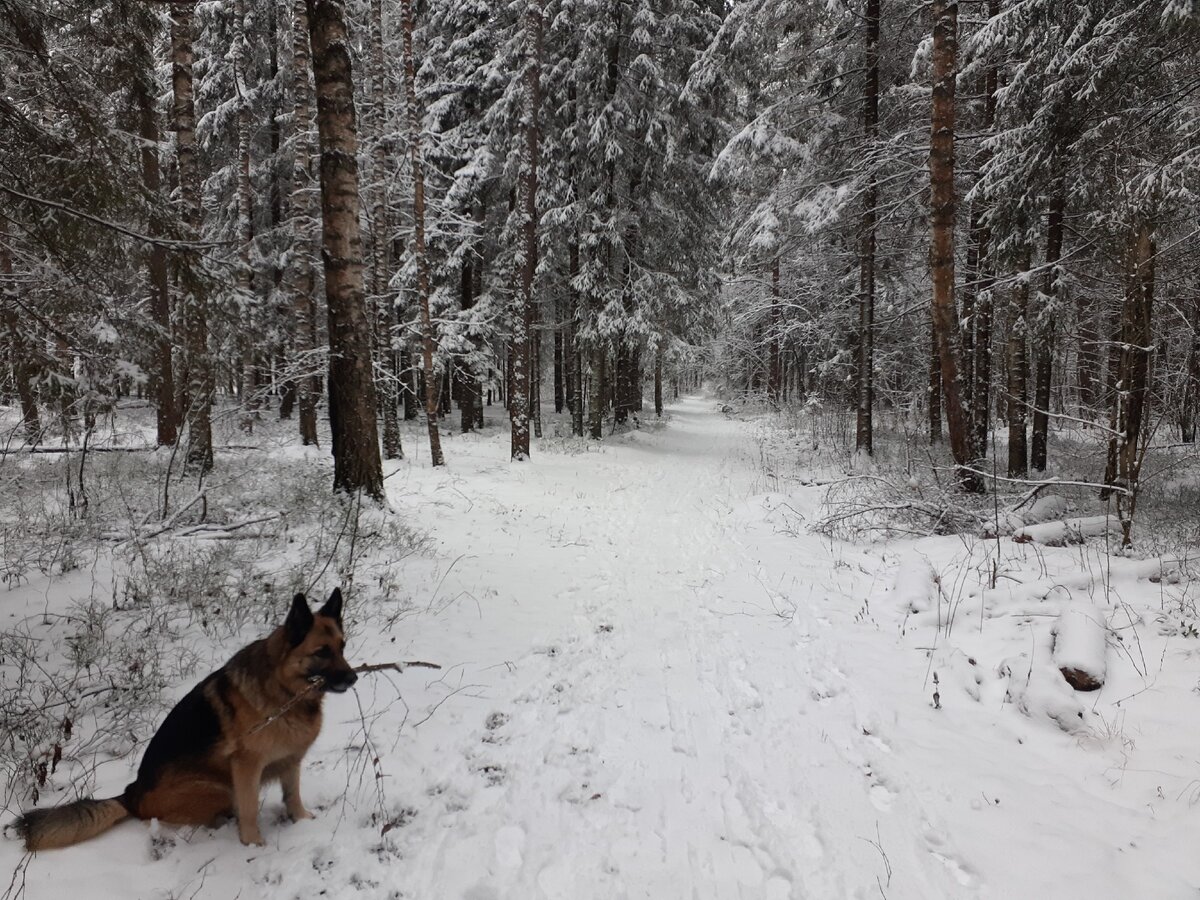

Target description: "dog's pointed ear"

left=318, top=587, right=344, bottom=628
left=284, top=593, right=314, bottom=646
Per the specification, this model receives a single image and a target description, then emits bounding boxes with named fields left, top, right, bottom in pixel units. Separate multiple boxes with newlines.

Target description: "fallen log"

left=1052, top=602, right=1108, bottom=692
left=1012, top=515, right=1120, bottom=546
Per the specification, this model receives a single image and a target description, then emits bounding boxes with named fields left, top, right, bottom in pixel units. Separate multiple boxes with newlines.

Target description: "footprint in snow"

left=484, top=711, right=509, bottom=737
left=474, top=762, right=506, bottom=786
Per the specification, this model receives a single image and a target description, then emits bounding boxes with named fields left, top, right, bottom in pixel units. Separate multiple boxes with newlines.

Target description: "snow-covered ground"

left=3, top=395, right=1200, bottom=899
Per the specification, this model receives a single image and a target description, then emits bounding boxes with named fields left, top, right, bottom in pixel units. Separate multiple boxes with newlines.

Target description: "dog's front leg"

left=231, top=754, right=266, bottom=846
left=279, top=757, right=313, bottom=822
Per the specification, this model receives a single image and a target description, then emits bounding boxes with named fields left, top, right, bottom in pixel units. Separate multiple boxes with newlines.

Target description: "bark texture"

left=928, top=0, right=979, bottom=490
left=308, top=0, right=385, bottom=497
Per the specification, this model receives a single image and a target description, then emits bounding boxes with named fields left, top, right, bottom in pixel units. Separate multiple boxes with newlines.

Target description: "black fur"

left=284, top=593, right=314, bottom=646
left=318, top=588, right=343, bottom=627
left=123, top=670, right=225, bottom=808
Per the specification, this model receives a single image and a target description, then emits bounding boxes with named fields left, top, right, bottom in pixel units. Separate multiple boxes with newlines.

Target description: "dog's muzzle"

left=323, top=670, right=358, bottom=693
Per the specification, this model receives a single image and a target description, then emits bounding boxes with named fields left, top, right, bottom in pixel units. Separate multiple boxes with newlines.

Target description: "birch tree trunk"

left=308, top=0, right=385, bottom=497
left=399, top=0, right=444, bottom=466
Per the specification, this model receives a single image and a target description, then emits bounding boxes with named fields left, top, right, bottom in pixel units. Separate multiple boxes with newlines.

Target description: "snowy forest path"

left=387, top=395, right=982, bottom=900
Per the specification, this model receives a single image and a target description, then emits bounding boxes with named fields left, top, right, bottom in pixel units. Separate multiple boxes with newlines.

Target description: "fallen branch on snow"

left=354, top=660, right=442, bottom=674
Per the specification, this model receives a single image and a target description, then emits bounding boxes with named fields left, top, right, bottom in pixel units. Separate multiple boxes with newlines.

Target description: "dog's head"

left=280, top=589, right=358, bottom=694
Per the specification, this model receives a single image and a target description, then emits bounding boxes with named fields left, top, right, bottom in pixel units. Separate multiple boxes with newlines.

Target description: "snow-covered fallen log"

left=1020, top=495, right=1071, bottom=526
left=1012, top=515, right=1120, bottom=546
left=1051, top=602, right=1108, bottom=692
left=893, top=554, right=938, bottom=613
left=981, top=495, right=1071, bottom=538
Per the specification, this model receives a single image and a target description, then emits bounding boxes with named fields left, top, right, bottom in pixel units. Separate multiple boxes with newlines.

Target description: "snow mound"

left=893, top=554, right=938, bottom=613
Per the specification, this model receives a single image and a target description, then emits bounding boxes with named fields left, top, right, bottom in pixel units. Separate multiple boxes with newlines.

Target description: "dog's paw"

left=288, top=807, right=315, bottom=822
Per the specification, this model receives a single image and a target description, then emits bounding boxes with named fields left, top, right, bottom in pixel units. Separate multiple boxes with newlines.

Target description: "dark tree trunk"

left=654, top=340, right=664, bottom=417
left=136, top=82, right=178, bottom=447
left=399, top=0, right=444, bottom=466
left=570, top=243, right=585, bottom=437
left=769, top=257, right=783, bottom=406
left=1181, top=317, right=1200, bottom=443
left=532, top=325, right=543, bottom=438
left=234, top=0, right=257, bottom=427
left=614, top=343, right=632, bottom=424
left=1, top=227, right=40, bottom=444
left=1103, top=219, right=1155, bottom=546
left=171, top=1, right=213, bottom=474
left=970, top=0, right=1000, bottom=457
left=1077, top=294, right=1099, bottom=414
left=308, top=0, right=384, bottom=496
left=289, top=0, right=319, bottom=445
left=928, top=0, right=979, bottom=490
left=553, top=298, right=564, bottom=413
left=588, top=347, right=605, bottom=439
left=401, top=345, right=418, bottom=419
left=856, top=0, right=879, bottom=454
left=929, top=324, right=942, bottom=444
left=1030, top=170, right=1066, bottom=472
left=1007, top=247, right=1032, bottom=478
left=510, top=0, right=543, bottom=460
left=369, top=0, right=402, bottom=460
left=459, top=259, right=477, bottom=433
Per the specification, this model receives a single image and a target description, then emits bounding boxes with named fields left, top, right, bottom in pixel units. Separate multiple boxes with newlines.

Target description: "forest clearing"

left=1, top=398, right=1198, bottom=899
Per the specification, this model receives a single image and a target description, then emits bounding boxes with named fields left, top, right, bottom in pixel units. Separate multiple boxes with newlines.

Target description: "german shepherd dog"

left=15, top=589, right=357, bottom=850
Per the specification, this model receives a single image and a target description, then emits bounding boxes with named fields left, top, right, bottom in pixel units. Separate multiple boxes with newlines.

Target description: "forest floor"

left=3, top=394, right=1200, bottom=899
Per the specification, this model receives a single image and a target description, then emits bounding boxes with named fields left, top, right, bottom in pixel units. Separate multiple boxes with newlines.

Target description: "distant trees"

left=704, top=0, right=1200, bottom=515
left=4, top=0, right=1198, bottom=522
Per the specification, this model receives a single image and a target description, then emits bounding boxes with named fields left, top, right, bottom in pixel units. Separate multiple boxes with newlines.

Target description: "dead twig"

left=354, top=660, right=442, bottom=674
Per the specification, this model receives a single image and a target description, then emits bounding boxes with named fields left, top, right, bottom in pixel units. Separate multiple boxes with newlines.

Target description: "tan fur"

left=17, top=798, right=129, bottom=851
left=14, top=591, right=355, bottom=851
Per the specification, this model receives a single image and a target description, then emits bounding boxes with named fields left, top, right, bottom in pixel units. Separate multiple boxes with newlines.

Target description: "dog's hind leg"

left=230, top=754, right=266, bottom=846
left=129, top=775, right=233, bottom=828
left=277, top=756, right=313, bottom=822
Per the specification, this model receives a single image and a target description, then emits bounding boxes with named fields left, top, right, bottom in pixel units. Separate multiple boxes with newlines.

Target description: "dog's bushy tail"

left=15, top=797, right=129, bottom=851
